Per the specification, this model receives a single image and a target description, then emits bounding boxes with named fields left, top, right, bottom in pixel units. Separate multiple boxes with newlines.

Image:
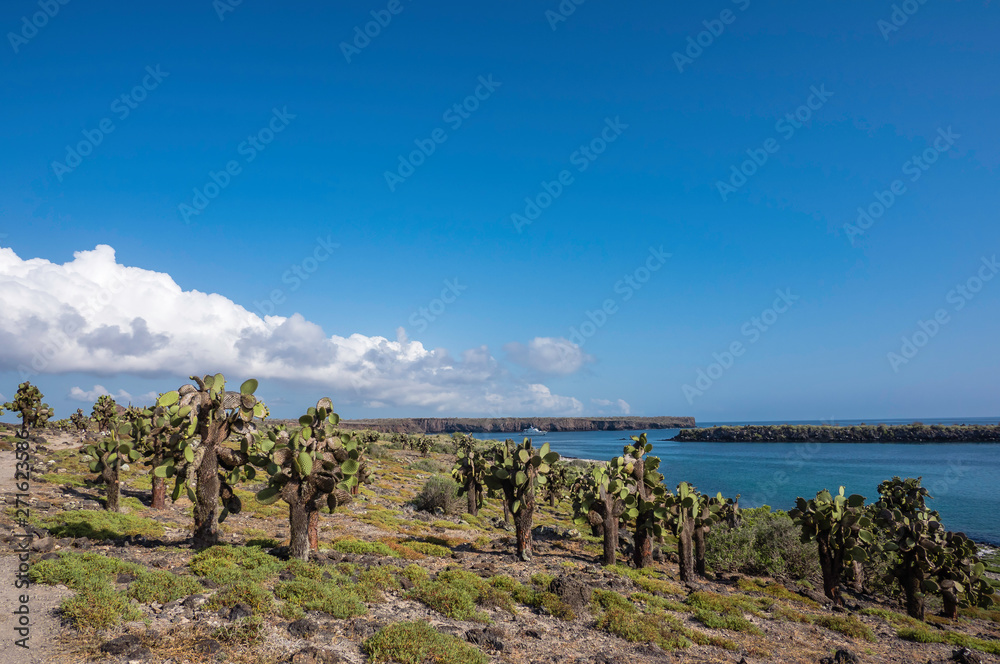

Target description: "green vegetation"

left=127, top=569, right=203, bottom=603
left=3, top=381, right=52, bottom=438
left=705, top=506, right=819, bottom=580
left=363, top=621, right=488, bottom=664
left=407, top=569, right=514, bottom=622
left=412, top=474, right=463, bottom=515
left=37, top=509, right=164, bottom=540
left=329, top=538, right=396, bottom=557
left=61, top=587, right=142, bottom=629
left=405, top=540, right=452, bottom=557
left=673, top=423, right=1000, bottom=442
left=207, top=580, right=274, bottom=615
left=273, top=577, right=367, bottom=618
left=188, top=545, right=282, bottom=584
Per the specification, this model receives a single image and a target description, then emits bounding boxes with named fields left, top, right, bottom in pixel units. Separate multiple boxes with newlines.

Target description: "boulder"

left=549, top=574, right=592, bottom=613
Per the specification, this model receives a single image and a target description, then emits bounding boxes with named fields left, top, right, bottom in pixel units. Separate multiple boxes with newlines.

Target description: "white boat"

left=522, top=426, right=545, bottom=436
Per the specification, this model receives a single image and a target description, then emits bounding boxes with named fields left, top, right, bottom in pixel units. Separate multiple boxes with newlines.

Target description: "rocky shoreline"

left=671, top=423, right=1000, bottom=443
left=332, top=416, right=697, bottom=434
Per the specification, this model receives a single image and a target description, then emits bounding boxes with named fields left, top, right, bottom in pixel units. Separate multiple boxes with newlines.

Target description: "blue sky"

left=1, top=0, right=998, bottom=422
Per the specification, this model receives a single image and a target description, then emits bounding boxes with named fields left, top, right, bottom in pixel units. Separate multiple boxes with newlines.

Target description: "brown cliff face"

left=333, top=416, right=696, bottom=434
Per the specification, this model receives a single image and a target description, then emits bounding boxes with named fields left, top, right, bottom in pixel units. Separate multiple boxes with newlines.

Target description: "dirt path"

left=0, top=433, right=78, bottom=664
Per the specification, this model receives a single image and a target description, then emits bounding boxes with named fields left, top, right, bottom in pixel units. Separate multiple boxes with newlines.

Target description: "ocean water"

left=471, top=419, right=1000, bottom=544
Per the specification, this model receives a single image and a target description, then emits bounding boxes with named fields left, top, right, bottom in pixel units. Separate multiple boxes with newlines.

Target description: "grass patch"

left=737, top=577, right=819, bottom=607
left=606, top=564, right=684, bottom=596
left=814, top=615, right=875, bottom=641
left=189, top=545, right=282, bottom=584
left=37, top=510, right=164, bottom=540
left=405, top=541, right=452, bottom=557
left=363, top=621, right=488, bottom=664
left=60, top=587, right=142, bottom=629
left=30, top=552, right=142, bottom=591
left=274, top=578, right=367, bottom=618
left=127, top=570, right=203, bottom=603
left=37, top=473, right=87, bottom=487
left=595, top=607, right=695, bottom=651
left=328, top=538, right=396, bottom=557
left=212, top=616, right=265, bottom=647
left=686, top=591, right=769, bottom=616
left=692, top=607, right=762, bottom=635
left=897, top=625, right=1000, bottom=655
left=207, top=580, right=274, bottom=615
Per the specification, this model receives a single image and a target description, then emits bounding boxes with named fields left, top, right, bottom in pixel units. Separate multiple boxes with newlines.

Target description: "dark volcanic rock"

left=288, top=618, right=318, bottom=638
left=228, top=603, right=253, bottom=621
left=549, top=574, right=592, bottom=613
left=820, top=649, right=859, bottom=664
left=290, top=647, right=345, bottom=664
left=100, top=634, right=140, bottom=655
left=465, top=628, right=505, bottom=651
left=193, top=638, right=222, bottom=654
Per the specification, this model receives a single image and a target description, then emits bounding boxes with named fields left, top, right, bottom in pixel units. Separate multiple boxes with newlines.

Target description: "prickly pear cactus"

left=91, top=394, right=118, bottom=433
left=152, top=374, right=265, bottom=548
left=452, top=444, right=487, bottom=516
left=622, top=433, right=669, bottom=568
left=3, top=382, right=52, bottom=438
left=70, top=408, right=88, bottom=434
left=572, top=456, right=631, bottom=566
left=82, top=410, right=139, bottom=512
left=874, top=476, right=995, bottom=619
left=789, top=486, right=872, bottom=606
left=483, top=438, right=559, bottom=560
left=251, top=398, right=357, bottom=560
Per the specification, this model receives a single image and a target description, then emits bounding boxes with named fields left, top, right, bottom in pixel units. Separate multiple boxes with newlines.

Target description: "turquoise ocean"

left=472, top=418, right=1000, bottom=545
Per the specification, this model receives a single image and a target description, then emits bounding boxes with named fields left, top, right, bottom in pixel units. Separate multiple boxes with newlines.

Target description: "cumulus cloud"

left=68, top=385, right=158, bottom=405
left=0, top=245, right=584, bottom=415
left=503, top=337, right=594, bottom=375
left=590, top=398, right=632, bottom=415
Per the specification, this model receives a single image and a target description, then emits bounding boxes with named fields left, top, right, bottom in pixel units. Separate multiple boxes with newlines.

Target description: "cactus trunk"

left=941, top=585, right=958, bottom=620
left=817, top=538, right=844, bottom=606
left=602, top=509, right=618, bottom=567
left=901, top=554, right=926, bottom=620
left=151, top=475, right=166, bottom=509
left=192, top=447, right=221, bottom=549
left=502, top=498, right=511, bottom=524
left=466, top=484, right=479, bottom=516
left=694, top=525, right=707, bottom=577
left=634, top=528, right=653, bottom=569
left=289, top=500, right=310, bottom=561
left=308, top=510, right=319, bottom=551
left=677, top=518, right=695, bottom=582
left=103, top=468, right=120, bottom=512
left=513, top=498, right=534, bottom=560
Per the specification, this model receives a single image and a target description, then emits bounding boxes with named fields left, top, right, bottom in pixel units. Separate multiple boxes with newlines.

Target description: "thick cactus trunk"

left=902, top=561, right=926, bottom=620
left=634, top=526, right=653, bottom=569
left=694, top=525, right=708, bottom=577
left=289, top=500, right=310, bottom=561
left=192, top=448, right=221, bottom=549
left=513, top=498, right=535, bottom=560
left=817, top=538, right=844, bottom=606
left=502, top=499, right=511, bottom=524
left=941, top=585, right=958, bottom=620
left=103, top=467, right=120, bottom=513
left=151, top=476, right=166, bottom=510
left=549, top=494, right=557, bottom=508
left=631, top=455, right=653, bottom=568
left=308, top=510, right=319, bottom=551
left=466, top=482, right=479, bottom=516
left=677, top=518, right=695, bottom=582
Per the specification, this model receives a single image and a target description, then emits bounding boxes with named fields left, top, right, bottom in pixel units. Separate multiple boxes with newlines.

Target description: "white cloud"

left=68, top=384, right=158, bottom=406
left=503, top=337, right=594, bottom=375
left=0, top=245, right=584, bottom=416
left=590, top=398, right=631, bottom=415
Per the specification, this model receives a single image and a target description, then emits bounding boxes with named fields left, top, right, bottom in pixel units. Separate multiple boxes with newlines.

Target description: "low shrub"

left=212, top=616, right=266, bottom=647
left=37, top=510, right=164, bottom=540
left=704, top=507, right=819, bottom=581
left=329, top=538, right=396, bottom=557
left=189, top=545, right=281, bottom=584
left=60, top=587, right=142, bottom=629
left=274, top=578, right=367, bottom=618
left=127, top=570, right=202, bottom=603
left=363, top=621, right=488, bottom=664
left=207, top=580, right=274, bottom=615
left=405, top=540, right=451, bottom=557
left=412, top=475, right=463, bottom=515
left=815, top=615, right=875, bottom=641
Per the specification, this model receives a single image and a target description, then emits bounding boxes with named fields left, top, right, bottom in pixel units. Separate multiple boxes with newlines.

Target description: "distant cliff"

left=335, top=416, right=696, bottom=434
left=671, top=423, right=1000, bottom=443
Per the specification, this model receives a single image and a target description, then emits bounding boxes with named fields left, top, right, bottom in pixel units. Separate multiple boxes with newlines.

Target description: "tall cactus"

left=693, top=493, right=738, bottom=577
left=91, top=394, right=118, bottom=433
left=873, top=477, right=995, bottom=619
left=452, top=445, right=487, bottom=516
left=70, top=408, right=88, bottom=435
left=251, top=398, right=357, bottom=561
left=483, top=438, right=559, bottom=560
left=541, top=461, right=575, bottom=508
left=623, top=434, right=669, bottom=568
left=789, top=486, right=872, bottom=605
left=664, top=482, right=701, bottom=582
left=3, top=382, right=52, bottom=438
left=81, top=410, right=139, bottom=512
left=153, top=374, right=265, bottom=548
left=572, top=457, right=631, bottom=566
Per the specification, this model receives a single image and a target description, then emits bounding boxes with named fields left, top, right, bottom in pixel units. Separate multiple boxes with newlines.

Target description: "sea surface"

left=471, top=417, right=1000, bottom=545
